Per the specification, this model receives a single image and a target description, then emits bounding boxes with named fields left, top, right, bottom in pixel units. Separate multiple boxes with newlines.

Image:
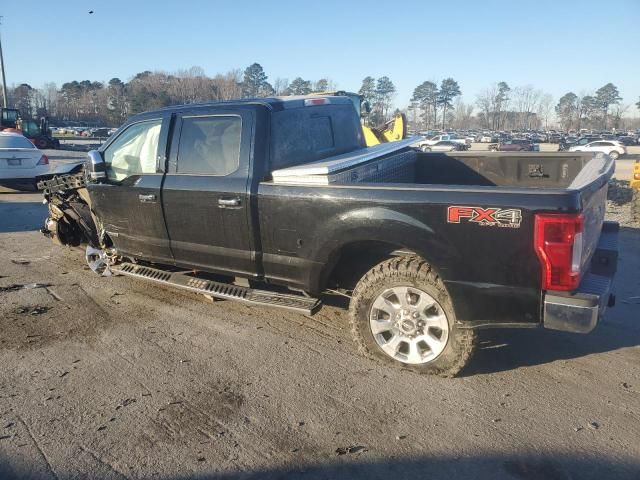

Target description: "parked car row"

left=52, top=126, right=117, bottom=137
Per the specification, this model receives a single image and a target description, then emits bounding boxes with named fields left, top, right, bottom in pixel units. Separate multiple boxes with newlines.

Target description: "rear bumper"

left=543, top=221, right=619, bottom=333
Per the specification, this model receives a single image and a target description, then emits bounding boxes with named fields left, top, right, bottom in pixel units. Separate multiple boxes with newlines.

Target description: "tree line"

left=4, top=63, right=337, bottom=127
left=555, top=83, right=629, bottom=131
left=4, top=62, right=640, bottom=131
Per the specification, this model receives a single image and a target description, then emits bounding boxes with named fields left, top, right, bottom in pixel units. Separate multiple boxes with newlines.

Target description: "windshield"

left=0, top=135, right=35, bottom=149
left=1, top=109, right=19, bottom=125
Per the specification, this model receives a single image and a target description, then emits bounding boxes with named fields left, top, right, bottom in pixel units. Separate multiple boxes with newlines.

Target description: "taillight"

left=37, top=154, right=49, bottom=165
left=534, top=213, right=584, bottom=291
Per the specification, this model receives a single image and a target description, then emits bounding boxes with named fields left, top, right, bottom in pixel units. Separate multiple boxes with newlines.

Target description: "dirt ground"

left=0, top=155, right=639, bottom=479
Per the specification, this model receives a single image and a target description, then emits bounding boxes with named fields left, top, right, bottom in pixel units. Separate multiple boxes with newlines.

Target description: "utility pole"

left=0, top=16, right=8, bottom=108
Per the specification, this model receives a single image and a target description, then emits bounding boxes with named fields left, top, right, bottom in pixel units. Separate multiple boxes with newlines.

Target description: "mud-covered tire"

left=349, top=256, right=476, bottom=377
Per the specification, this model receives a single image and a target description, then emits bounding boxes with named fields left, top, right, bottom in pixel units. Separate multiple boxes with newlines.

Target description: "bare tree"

left=512, top=85, right=542, bottom=129
left=537, top=93, right=554, bottom=130
left=273, top=78, right=289, bottom=96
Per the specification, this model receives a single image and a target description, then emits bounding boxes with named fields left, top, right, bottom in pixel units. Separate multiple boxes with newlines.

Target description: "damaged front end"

left=39, top=173, right=99, bottom=247
left=38, top=155, right=118, bottom=275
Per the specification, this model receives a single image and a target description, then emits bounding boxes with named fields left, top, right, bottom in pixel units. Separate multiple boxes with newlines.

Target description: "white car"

left=0, top=132, right=83, bottom=190
left=568, top=140, right=626, bottom=160
left=419, top=140, right=465, bottom=152
left=419, top=134, right=470, bottom=148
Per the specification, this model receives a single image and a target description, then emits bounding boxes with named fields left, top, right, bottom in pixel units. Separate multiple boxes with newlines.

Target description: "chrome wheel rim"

left=85, top=245, right=111, bottom=276
left=369, top=286, right=449, bottom=364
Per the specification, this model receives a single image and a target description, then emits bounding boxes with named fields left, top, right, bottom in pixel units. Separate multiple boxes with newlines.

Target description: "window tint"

left=601, top=142, right=613, bottom=146
left=0, top=135, right=35, bottom=149
left=104, top=119, right=161, bottom=181
left=177, top=116, right=241, bottom=175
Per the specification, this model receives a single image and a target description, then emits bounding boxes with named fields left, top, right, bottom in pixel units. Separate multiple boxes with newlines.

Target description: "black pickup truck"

left=39, top=96, right=618, bottom=376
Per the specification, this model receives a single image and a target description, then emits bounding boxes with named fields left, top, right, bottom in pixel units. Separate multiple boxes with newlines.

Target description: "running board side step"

left=111, top=262, right=322, bottom=315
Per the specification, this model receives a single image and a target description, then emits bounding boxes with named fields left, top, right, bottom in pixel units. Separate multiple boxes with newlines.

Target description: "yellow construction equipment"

left=308, top=91, right=407, bottom=147
left=631, top=160, right=640, bottom=190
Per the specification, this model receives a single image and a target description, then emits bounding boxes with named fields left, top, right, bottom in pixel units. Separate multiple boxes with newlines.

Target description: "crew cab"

left=489, top=138, right=540, bottom=152
left=39, top=96, right=618, bottom=377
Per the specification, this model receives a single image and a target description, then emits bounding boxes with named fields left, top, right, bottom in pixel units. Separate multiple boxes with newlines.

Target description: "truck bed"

left=271, top=143, right=608, bottom=191
left=259, top=147, right=614, bottom=328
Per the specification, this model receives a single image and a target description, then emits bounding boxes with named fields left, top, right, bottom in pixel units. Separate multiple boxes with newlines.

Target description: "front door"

left=88, top=116, right=173, bottom=263
left=161, top=109, right=257, bottom=277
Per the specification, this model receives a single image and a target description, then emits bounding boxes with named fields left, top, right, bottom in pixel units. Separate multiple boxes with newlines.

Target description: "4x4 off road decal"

left=447, top=206, right=522, bottom=228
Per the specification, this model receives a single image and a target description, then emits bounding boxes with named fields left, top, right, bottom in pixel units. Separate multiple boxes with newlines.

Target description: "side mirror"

left=362, top=101, right=371, bottom=114
left=86, top=150, right=106, bottom=182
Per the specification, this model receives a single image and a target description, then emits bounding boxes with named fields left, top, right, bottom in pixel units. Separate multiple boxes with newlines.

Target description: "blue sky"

left=2, top=0, right=639, bottom=112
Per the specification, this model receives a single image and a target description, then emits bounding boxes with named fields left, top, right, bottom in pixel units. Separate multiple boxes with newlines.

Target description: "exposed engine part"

left=39, top=173, right=101, bottom=248
left=42, top=216, right=84, bottom=246
left=38, top=173, right=87, bottom=198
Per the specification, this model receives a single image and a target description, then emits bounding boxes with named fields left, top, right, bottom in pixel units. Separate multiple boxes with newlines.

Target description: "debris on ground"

left=10, top=259, right=30, bottom=265
left=16, top=306, right=50, bottom=316
left=116, top=398, right=137, bottom=410
left=1, top=283, right=51, bottom=293
left=335, top=445, right=367, bottom=455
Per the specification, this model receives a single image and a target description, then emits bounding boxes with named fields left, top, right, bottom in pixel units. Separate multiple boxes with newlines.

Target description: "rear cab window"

left=270, top=104, right=364, bottom=171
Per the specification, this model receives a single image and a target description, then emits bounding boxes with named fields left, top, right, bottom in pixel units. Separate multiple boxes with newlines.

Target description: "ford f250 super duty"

left=38, top=96, right=618, bottom=376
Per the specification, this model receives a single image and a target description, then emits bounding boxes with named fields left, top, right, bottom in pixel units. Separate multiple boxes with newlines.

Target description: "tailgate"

left=569, top=154, right=614, bottom=275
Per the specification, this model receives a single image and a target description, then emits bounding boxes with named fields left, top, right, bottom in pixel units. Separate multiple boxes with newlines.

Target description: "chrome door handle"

left=138, top=194, right=157, bottom=203
left=218, top=197, right=241, bottom=208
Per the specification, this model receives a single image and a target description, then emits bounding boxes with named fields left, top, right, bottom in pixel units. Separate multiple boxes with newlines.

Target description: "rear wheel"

left=609, top=150, right=620, bottom=160
left=349, top=256, right=476, bottom=377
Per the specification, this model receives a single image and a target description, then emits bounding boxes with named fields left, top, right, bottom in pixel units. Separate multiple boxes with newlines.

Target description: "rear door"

left=87, top=116, right=173, bottom=263
left=161, top=108, right=257, bottom=277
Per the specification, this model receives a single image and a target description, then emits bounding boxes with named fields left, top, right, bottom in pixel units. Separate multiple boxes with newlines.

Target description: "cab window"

left=176, top=116, right=241, bottom=175
left=103, top=119, right=162, bottom=181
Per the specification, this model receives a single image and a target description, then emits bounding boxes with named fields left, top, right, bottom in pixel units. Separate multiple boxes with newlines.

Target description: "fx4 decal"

left=447, top=206, right=522, bottom=228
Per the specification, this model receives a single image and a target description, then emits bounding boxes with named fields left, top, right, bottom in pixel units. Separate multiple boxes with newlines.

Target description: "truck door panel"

left=88, top=117, right=173, bottom=263
left=162, top=110, right=257, bottom=276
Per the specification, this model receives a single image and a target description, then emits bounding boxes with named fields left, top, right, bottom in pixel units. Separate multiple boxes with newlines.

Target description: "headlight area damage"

left=38, top=173, right=116, bottom=275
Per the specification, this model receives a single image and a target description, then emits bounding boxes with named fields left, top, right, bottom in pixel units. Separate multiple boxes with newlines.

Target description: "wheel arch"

left=311, top=207, right=456, bottom=293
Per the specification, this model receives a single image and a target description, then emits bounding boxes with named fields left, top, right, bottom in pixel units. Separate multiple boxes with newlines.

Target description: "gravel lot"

left=0, top=150, right=639, bottom=479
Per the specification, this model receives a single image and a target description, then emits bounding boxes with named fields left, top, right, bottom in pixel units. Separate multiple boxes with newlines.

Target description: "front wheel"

left=421, top=145, right=431, bottom=152
left=349, top=256, right=476, bottom=377
left=85, top=245, right=113, bottom=276
left=609, top=150, right=620, bottom=160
